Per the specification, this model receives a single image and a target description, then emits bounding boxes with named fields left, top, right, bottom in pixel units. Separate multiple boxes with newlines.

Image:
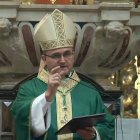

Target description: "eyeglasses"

left=44, top=51, right=74, bottom=60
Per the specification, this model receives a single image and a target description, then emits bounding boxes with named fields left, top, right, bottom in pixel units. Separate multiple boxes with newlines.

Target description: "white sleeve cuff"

left=93, top=127, right=101, bottom=140
left=31, top=92, right=52, bottom=137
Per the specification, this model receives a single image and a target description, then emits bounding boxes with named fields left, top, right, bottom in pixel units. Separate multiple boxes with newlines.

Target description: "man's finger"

left=51, top=66, right=61, bottom=74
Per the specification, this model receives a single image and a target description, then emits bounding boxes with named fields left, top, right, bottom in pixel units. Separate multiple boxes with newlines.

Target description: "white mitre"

left=34, top=9, right=77, bottom=51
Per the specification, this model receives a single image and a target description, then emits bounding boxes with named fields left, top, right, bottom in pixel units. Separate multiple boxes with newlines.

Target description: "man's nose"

left=59, top=55, right=66, bottom=62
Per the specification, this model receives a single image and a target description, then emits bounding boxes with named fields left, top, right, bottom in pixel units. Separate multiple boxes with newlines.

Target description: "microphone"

left=65, top=74, right=121, bottom=115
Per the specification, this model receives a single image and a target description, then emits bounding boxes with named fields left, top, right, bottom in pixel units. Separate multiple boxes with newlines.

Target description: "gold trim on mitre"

left=34, top=9, right=76, bottom=51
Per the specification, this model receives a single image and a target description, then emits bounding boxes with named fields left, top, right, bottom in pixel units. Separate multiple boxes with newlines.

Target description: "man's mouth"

left=60, top=66, right=67, bottom=68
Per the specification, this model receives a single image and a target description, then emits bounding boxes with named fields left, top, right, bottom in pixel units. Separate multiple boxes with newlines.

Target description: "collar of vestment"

left=37, top=69, right=80, bottom=93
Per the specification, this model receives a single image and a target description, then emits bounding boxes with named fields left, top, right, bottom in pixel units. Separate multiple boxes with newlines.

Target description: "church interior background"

left=0, top=0, right=140, bottom=139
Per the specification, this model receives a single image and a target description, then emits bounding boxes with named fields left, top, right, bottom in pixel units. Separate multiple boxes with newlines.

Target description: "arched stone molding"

left=74, top=23, right=97, bottom=68
left=0, top=18, right=33, bottom=74
left=19, top=22, right=40, bottom=70
left=78, top=21, right=135, bottom=77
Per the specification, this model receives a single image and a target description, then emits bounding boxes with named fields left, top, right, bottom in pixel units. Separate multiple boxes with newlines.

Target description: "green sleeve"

left=11, top=82, right=36, bottom=140
left=95, top=93, right=115, bottom=140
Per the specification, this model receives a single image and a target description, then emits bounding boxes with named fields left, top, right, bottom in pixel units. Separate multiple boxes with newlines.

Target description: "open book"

left=55, top=113, right=105, bottom=135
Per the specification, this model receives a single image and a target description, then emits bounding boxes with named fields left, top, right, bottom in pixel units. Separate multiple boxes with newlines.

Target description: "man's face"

left=42, top=47, right=75, bottom=77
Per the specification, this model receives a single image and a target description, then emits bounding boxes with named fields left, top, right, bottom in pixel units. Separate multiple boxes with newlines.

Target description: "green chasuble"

left=11, top=76, right=115, bottom=140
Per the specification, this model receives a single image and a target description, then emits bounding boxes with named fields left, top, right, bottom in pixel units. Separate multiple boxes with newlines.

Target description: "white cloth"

left=31, top=92, right=51, bottom=137
left=94, top=127, right=101, bottom=140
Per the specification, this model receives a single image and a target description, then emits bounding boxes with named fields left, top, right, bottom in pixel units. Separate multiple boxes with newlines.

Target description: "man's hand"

left=45, top=66, right=64, bottom=102
left=77, top=127, right=96, bottom=140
